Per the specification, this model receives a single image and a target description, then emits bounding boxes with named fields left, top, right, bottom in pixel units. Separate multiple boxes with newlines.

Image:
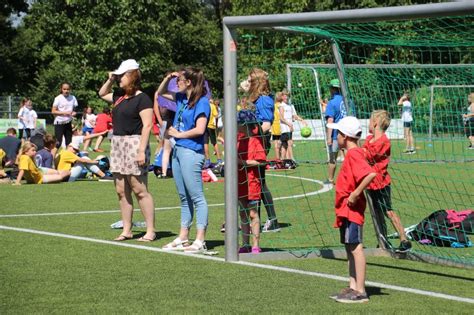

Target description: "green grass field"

left=1, top=139, right=473, bottom=312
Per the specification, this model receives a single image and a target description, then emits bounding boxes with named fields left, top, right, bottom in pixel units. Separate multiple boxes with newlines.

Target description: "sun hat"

left=328, top=78, right=340, bottom=88
left=112, top=59, right=140, bottom=75
left=327, top=116, right=362, bottom=139
left=237, top=110, right=258, bottom=125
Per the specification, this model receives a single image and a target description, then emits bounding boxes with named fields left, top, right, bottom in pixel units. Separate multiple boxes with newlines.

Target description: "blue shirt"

left=173, top=93, right=210, bottom=152
left=325, top=93, right=346, bottom=140
left=255, top=95, right=274, bottom=124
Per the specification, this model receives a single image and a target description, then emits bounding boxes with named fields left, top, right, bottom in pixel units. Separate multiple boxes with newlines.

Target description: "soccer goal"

left=223, top=2, right=474, bottom=268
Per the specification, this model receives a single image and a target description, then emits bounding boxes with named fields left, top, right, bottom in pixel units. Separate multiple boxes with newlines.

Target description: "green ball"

left=300, top=126, right=312, bottom=138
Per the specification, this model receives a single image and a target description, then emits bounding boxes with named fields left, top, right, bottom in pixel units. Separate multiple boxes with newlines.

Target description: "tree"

left=9, top=0, right=222, bottom=110
left=0, top=0, right=28, bottom=93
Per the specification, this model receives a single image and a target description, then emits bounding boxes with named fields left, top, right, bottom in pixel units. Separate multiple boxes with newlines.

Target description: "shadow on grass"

left=205, top=240, right=225, bottom=250
left=136, top=231, right=176, bottom=240
left=327, top=257, right=473, bottom=282
left=366, top=286, right=387, bottom=297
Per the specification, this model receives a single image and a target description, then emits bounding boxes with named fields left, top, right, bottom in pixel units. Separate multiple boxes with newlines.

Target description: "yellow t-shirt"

left=57, top=150, right=79, bottom=171
left=19, top=155, right=43, bottom=184
left=271, top=102, right=282, bottom=136
left=207, top=102, right=218, bottom=129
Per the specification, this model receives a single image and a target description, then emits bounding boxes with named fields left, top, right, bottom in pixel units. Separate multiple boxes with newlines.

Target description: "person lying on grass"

left=14, top=142, right=70, bottom=185
left=56, top=142, right=112, bottom=182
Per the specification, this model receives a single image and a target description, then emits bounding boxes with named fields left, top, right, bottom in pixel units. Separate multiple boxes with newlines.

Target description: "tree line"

left=1, top=0, right=439, bottom=111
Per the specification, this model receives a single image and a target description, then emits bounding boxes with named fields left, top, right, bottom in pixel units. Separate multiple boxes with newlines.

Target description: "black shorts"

left=280, top=132, right=292, bottom=143
left=204, top=128, right=217, bottom=145
left=466, top=119, right=474, bottom=138
left=272, top=134, right=281, bottom=141
left=367, top=185, right=392, bottom=213
left=403, top=121, right=412, bottom=128
left=339, top=219, right=363, bottom=244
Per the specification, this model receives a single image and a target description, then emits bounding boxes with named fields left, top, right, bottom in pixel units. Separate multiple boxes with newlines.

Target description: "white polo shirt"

left=53, top=94, right=78, bottom=125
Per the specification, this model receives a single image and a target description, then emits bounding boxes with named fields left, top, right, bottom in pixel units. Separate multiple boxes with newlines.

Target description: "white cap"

left=327, top=116, right=362, bottom=139
left=112, top=59, right=139, bottom=75
left=69, top=142, right=80, bottom=151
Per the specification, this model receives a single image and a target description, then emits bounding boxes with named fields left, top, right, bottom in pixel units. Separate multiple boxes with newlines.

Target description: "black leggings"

left=54, top=122, right=73, bottom=148
left=257, top=164, right=278, bottom=222
left=18, top=128, right=31, bottom=139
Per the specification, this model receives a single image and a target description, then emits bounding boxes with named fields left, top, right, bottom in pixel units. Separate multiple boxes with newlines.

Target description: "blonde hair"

left=275, top=92, right=284, bottom=103
left=371, top=110, right=391, bottom=131
left=16, top=142, right=37, bottom=165
left=21, top=142, right=37, bottom=155
left=248, top=68, right=270, bottom=102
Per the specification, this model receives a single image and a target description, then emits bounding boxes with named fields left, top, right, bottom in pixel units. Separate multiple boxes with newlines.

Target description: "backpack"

left=409, top=209, right=473, bottom=248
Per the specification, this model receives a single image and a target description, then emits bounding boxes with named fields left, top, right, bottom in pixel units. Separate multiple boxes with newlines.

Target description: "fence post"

left=8, top=96, right=12, bottom=119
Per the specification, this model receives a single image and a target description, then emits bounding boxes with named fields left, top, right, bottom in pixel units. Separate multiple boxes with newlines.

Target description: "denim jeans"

left=172, top=145, right=208, bottom=230
left=68, top=157, right=101, bottom=182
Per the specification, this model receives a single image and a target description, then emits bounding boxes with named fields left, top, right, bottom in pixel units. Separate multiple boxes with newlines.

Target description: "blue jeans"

left=172, top=146, right=208, bottom=230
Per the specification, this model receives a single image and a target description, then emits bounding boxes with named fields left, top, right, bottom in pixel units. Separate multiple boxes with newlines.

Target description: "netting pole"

left=312, top=68, right=330, bottom=162
left=429, top=85, right=435, bottom=142
left=223, top=24, right=239, bottom=262
left=286, top=64, right=292, bottom=103
left=330, top=40, right=351, bottom=115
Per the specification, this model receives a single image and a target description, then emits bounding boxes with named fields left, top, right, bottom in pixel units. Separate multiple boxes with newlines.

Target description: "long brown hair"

left=182, top=67, right=207, bottom=108
left=123, top=69, right=142, bottom=96
left=248, top=68, right=270, bottom=103
left=20, top=97, right=30, bottom=108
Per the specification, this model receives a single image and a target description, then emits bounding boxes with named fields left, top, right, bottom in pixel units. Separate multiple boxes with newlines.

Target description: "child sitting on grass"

left=14, top=142, right=70, bottom=185
left=363, top=110, right=412, bottom=253
left=327, top=116, right=376, bottom=303
left=56, top=142, right=113, bottom=182
left=35, top=134, right=56, bottom=169
left=237, top=110, right=267, bottom=254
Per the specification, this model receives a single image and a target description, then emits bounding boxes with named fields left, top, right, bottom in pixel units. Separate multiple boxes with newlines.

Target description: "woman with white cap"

left=98, top=59, right=156, bottom=242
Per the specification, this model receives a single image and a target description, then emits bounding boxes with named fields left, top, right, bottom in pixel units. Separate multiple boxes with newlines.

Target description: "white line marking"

left=0, top=224, right=472, bottom=304
left=0, top=174, right=331, bottom=218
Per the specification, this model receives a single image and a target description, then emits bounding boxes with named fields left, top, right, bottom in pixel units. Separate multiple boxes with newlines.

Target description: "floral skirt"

left=110, top=135, right=150, bottom=176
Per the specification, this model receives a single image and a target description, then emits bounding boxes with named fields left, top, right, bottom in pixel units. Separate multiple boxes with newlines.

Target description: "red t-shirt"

left=93, top=113, right=113, bottom=133
left=237, top=132, right=266, bottom=200
left=334, top=147, right=374, bottom=227
left=362, top=134, right=391, bottom=190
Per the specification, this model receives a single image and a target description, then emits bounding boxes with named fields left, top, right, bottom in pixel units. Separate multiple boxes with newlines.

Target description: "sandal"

left=114, top=234, right=133, bottom=241
left=162, top=237, right=189, bottom=251
left=183, top=239, right=207, bottom=254
left=137, top=234, right=156, bottom=242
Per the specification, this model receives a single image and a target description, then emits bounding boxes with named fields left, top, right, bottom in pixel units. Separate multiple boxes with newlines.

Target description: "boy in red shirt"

left=363, top=110, right=411, bottom=253
left=90, top=107, right=112, bottom=152
left=327, top=116, right=376, bottom=303
left=237, top=110, right=266, bottom=254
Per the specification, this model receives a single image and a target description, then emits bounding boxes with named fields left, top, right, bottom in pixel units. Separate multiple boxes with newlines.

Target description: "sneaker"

left=262, top=219, right=281, bottom=233
left=239, top=246, right=251, bottom=253
left=330, top=287, right=353, bottom=300
left=220, top=223, right=225, bottom=233
left=99, top=175, right=114, bottom=181
left=251, top=247, right=262, bottom=254
left=395, top=240, right=412, bottom=253
left=203, top=160, right=211, bottom=169
left=156, top=174, right=168, bottom=179
left=335, top=290, right=369, bottom=303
